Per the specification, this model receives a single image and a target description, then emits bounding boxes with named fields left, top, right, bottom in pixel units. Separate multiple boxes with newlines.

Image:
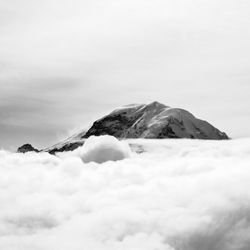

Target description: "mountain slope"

left=18, top=101, right=228, bottom=154
left=83, top=101, right=228, bottom=140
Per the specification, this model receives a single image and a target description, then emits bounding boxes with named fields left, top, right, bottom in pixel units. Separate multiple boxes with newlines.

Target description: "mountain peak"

left=83, top=102, right=228, bottom=140
left=146, top=101, right=167, bottom=108
left=21, top=102, right=229, bottom=154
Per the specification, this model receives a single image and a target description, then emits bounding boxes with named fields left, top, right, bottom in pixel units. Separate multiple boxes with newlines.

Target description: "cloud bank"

left=0, top=137, right=250, bottom=250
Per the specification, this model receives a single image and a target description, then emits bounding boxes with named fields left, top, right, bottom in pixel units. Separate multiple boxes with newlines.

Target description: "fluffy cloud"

left=0, top=137, right=250, bottom=250
left=77, top=135, right=131, bottom=163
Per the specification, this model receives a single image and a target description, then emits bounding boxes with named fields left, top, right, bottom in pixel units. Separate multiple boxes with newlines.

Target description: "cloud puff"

left=77, top=135, right=131, bottom=163
left=0, top=138, right=250, bottom=250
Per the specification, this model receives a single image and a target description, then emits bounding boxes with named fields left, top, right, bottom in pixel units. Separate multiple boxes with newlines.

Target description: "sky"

left=0, top=0, right=250, bottom=149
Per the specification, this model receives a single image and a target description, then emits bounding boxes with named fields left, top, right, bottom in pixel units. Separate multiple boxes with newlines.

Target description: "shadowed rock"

left=17, top=144, right=39, bottom=153
left=48, top=141, right=84, bottom=155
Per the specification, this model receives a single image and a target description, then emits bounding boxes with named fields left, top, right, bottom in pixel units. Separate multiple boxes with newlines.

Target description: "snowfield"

left=0, top=136, right=250, bottom=250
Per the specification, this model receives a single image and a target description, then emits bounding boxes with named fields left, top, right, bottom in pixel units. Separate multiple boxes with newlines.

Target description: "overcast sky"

left=0, top=0, right=250, bottom=149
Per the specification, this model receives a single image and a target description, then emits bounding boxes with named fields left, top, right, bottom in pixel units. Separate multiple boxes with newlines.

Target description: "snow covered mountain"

left=18, top=101, right=228, bottom=153
left=84, top=101, right=228, bottom=140
left=42, top=101, right=228, bottom=153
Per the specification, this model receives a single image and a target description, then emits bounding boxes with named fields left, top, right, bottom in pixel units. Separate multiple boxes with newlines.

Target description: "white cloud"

left=76, top=135, right=131, bottom=163
left=0, top=137, right=250, bottom=249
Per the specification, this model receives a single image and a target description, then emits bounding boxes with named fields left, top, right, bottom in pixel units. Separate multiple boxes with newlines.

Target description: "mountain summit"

left=19, top=102, right=229, bottom=154
left=83, top=101, right=228, bottom=140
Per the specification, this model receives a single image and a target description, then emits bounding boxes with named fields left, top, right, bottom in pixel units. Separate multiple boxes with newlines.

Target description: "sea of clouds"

left=0, top=136, right=250, bottom=250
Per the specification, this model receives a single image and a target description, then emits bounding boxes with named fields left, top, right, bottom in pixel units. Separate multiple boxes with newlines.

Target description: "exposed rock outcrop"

left=17, top=144, right=39, bottom=153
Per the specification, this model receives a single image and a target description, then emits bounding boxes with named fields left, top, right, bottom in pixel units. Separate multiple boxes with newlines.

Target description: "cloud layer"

left=0, top=137, right=250, bottom=249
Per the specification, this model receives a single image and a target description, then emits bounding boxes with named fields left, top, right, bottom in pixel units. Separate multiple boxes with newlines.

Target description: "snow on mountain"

left=40, top=101, right=228, bottom=154
left=84, top=101, right=228, bottom=140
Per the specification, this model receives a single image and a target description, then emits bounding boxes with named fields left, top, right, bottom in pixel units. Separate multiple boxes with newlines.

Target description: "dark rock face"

left=17, top=144, right=39, bottom=153
left=84, top=107, right=145, bottom=138
left=83, top=102, right=229, bottom=140
left=48, top=141, right=84, bottom=155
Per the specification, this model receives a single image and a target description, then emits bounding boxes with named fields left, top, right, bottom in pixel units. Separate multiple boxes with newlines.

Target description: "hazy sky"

left=0, top=0, right=250, bottom=149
